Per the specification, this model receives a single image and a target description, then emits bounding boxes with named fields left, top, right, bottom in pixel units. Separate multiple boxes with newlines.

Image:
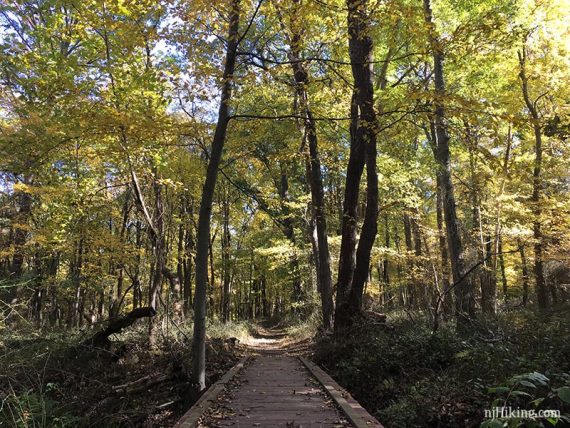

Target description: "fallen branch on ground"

left=80, top=307, right=156, bottom=349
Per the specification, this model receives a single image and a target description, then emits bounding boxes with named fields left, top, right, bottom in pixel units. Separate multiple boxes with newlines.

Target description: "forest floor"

left=0, top=319, right=248, bottom=427
left=312, top=306, right=570, bottom=428
left=1, top=307, right=569, bottom=427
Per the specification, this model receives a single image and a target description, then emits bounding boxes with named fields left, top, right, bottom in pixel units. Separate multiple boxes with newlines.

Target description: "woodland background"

left=0, top=0, right=569, bottom=426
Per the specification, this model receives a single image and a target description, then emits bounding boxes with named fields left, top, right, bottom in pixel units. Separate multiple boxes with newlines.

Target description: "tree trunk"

left=382, top=213, right=391, bottom=305
left=148, top=177, right=166, bottom=347
left=466, top=125, right=496, bottom=316
left=498, top=236, right=508, bottom=301
left=403, top=214, right=415, bottom=308
left=11, top=177, right=32, bottom=278
left=6, top=175, right=33, bottom=319
left=71, top=239, right=84, bottom=328
left=183, top=222, right=194, bottom=316
left=518, top=45, right=548, bottom=311
left=281, top=0, right=334, bottom=329
left=435, top=172, right=452, bottom=318
left=191, top=0, right=240, bottom=392
left=423, top=0, right=475, bottom=326
left=221, top=190, right=231, bottom=323
left=518, top=239, right=530, bottom=306
left=111, top=191, right=131, bottom=317
left=277, top=166, right=303, bottom=303
left=335, top=0, right=380, bottom=332
left=412, top=214, right=427, bottom=308
left=336, top=92, right=365, bottom=321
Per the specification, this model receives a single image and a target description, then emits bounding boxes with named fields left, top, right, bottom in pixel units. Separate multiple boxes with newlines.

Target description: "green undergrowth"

left=314, top=307, right=570, bottom=428
left=0, top=316, right=245, bottom=427
left=285, top=310, right=322, bottom=342
left=205, top=319, right=257, bottom=344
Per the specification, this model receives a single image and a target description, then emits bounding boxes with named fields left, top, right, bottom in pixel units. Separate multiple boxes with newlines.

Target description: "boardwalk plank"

left=198, top=354, right=352, bottom=427
left=177, top=328, right=382, bottom=428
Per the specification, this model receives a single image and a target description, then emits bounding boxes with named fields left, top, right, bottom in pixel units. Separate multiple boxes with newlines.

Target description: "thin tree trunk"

left=278, top=0, right=334, bottom=329
left=412, top=214, right=427, bottom=308
left=277, top=166, right=303, bottom=303
left=148, top=176, right=165, bottom=347
left=382, top=213, right=391, bottom=305
left=403, top=214, right=415, bottom=308
left=208, top=231, right=216, bottom=314
left=176, top=198, right=186, bottom=304
left=191, top=0, right=240, bottom=392
left=466, top=124, right=495, bottom=316
left=11, top=177, right=32, bottom=278
left=518, top=240, right=530, bottom=306
left=221, top=190, right=231, bottom=323
left=72, top=239, right=84, bottom=328
left=111, top=191, right=131, bottom=317
left=424, top=0, right=475, bottom=326
left=436, top=173, right=452, bottom=318
left=498, top=236, right=508, bottom=301
left=6, top=175, right=33, bottom=319
left=183, top=219, right=195, bottom=316
left=493, top=125, right=512, bottom=302
left=518, top=44, right=548, bottom=310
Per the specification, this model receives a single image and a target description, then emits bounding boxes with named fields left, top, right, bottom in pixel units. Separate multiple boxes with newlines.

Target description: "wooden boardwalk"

left=175, top=330, right=383, bottom=428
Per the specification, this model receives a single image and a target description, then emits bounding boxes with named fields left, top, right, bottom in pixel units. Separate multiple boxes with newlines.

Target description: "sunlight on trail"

left=242, top=327, right=289, bottom=351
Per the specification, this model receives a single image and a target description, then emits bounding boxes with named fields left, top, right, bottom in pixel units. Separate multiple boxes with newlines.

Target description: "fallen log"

left=112, top=373, right=173, bottom=395
left=81, top=307, right=156, bottom=349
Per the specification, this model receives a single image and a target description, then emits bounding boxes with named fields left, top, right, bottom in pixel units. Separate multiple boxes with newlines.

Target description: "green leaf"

left=488, top=386, right=511, bottom=394
left=480, top=419, right=505, bottom=428
left=510, top=390, right=532, bottom=398
left=528, top=372, right=550, bottom=386
left=554, top=386, right=570, bottom=403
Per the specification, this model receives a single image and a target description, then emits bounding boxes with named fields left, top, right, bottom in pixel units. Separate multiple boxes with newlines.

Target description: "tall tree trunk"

left=493, top=125, right=512, bottom=303
left=423, top=0, right=475, bottom=326
left=260, top=273, right=268, bottom=317
left=6, top=175, right=33, bottom=320
left=403, top=214, right=415, bottom=308
left=148, top=176, right=165, bottom=346
left=221, top=191, right=231, bottom=323
left=111, top=191, right=131, bottom=317
left=436, top=173, right=452, bottom=318
left=518, top=44, right=548, bottom=311
left=183, top=218, right=195, bottom=316
left=71, top=239, right=84, bottom=328
left=208, top=230, right=216, bottom=314
left=176, top=198, right=186, bottom=305
left=129, top=165, right=168, bottom=344
left=466, top=125, right=496, bottom=316
left=277, top=166, right=303, bottom=303
left=335, top=92, right=365, bottom=323
left=518, top=240, right=530, bottom=306
left=382, top=213, right=391, bottom=305
left=498, top=236, right=508, bottom=301
left=191, top=0, right=240, bottom=392
left=279, top=0, right=334, bottom=329
left=132, top=222, right=143, bottom=309
left=335, top=0, right=380, bottom=332
left=11, top=177, right=32, bottom=278
left=412, top=214, right=427, bottom=307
